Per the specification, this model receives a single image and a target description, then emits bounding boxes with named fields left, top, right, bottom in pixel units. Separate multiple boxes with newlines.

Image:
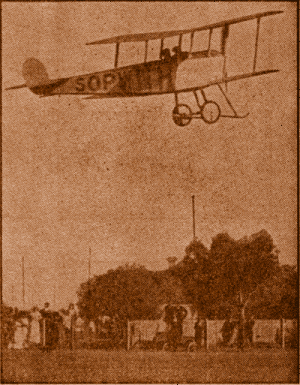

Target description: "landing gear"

left=172, top=100, right=221, bottom=127
left=201, top=101, right=221, bottom=124
left=172, top=87, right=248, bottom=127
left=172, top=104, right=192, bottom=127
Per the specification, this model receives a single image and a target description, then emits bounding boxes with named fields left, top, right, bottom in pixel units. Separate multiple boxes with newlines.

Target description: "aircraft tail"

left=22, top=58, right=50, bottom=88
left=6, top=58, right=51, bottom=94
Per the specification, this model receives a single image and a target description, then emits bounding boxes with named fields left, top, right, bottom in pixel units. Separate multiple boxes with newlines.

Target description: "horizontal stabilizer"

left=6, top=84, right=27, bottom=91
left=82, top=94, right=121, bottom=100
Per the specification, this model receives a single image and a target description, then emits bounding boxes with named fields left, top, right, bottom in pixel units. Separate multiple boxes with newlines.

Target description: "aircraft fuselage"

left=31, top=58, right=181, bottom=97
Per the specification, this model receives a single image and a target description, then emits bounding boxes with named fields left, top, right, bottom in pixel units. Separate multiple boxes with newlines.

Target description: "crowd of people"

left=4, top=302, right=83, bottom=351
left=4, top=302, right=126, bottom=351
left=4, top=300, right=256, bottom=351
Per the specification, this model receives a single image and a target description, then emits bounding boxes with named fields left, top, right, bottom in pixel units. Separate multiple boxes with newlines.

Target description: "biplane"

left=7, top=10, right=282, bottom=126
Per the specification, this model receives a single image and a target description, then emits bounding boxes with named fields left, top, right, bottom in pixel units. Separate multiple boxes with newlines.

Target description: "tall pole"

left=22, top=255, right=25, bottom=308
left=11, top=283, right=15, bottom=306
left=88, top=247, right=91, bottom=279
left=53, top=282, right=56, bottom=308
left=192, top=195, right=196, bottom=240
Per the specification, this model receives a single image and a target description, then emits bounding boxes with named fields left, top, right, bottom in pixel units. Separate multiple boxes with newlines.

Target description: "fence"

left=127, top=318, right=297, bottom=350
left=38, top=317, right=297, bottom=350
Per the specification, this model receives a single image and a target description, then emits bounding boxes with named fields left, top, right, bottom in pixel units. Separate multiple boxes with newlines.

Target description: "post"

left=71, top=316, right=75, bottom=350
left=204, top=318, right=208, bottom=350
left=42, top=318, right=46, bottom=348
left=192, top=195, right=196, bottom=240
left=127, top=320, right=131, bottom=351
left=281, top=318, right=285, bottom=349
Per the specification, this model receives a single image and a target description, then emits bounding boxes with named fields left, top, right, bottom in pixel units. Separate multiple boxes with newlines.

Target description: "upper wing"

left=86, top=10, right=282, bottom=45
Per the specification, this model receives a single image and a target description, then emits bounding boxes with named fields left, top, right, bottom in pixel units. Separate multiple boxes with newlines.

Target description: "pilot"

left=172, top=45, right=181, bottom=57
left=161, top=48, right=172, bottom=62
left=172, top=46, right=188, bottom=63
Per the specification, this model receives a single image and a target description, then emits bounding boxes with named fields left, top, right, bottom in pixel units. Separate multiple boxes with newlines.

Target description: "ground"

left=1, top=348, right=298, bottom=383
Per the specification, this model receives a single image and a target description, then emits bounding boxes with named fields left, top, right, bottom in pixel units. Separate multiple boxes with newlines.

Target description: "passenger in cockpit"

left=172, top=46, right=188, bottom=63
left=161, top=48, right=172, bottom=62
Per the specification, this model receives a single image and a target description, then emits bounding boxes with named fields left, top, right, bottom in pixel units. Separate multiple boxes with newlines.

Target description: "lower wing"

left=83, top=69, right=279, bottom=100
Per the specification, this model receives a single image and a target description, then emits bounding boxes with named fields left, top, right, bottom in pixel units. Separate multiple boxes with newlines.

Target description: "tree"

left=278, top=264, right=298, bottom=319
left=175, top=230, right=280, bottom=323
left=77, top=263, right=186, bottom=323
left=209, top=230, right=280, bottom=347
left=211, top=230, right=279, bottom=311
left=173, top=238, right=216, bottom=317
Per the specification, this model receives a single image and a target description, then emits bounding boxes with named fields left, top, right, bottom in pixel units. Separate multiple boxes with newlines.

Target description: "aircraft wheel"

left=187, top=341, right=197, bottom=352
left=201, top=101, right=221, bottom=124
left=162, top=342, right=169, bottom=351
left=172, top=104, right=192, bottom=127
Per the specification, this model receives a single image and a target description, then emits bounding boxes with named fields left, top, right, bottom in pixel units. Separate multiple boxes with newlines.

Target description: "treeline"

left=77, top=229, right=297, bottom=323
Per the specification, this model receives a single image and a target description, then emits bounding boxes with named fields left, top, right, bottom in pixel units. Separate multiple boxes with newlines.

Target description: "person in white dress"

left=29, top=306, right=42, bottom=346
left=9, top=313, right=29, bottom=349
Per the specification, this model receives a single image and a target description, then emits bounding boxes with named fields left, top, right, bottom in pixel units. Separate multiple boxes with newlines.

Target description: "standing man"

left=62, top=309, right=72, bottom=348
left=41, top=302, right=51, bottom=315
left=68, top=303, right=77, bottom=349
left=164, top=304, right=176, bottom=350
left=40, top=302, right=52, bottom=351
left=194, top=317, right=205, bottom=348
left=221, top=314, right=235, bottom=346
left=175, top=306, right=188, bottom=349
left=62, top=303, right=77, bottom=349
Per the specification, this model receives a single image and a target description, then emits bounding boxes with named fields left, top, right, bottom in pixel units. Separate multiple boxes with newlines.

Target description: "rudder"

left=22, top=58, right=49, bottom=88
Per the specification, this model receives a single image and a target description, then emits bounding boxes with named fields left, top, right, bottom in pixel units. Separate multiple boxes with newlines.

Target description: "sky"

left=2, top=2, right=297, bottom=310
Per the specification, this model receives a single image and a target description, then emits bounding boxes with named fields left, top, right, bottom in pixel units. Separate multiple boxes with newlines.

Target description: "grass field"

left=2, top=348, right=298, bottom=383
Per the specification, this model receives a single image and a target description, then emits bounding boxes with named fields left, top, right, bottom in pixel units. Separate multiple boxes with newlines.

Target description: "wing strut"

left=253, top=17, right=261, bottom=72
left=160, top=38, right=164, bottom=59
left=221, top=24, right=230, bottom=91
left=208, top=29, right=213, bottom=53
left=193, top=90, right=202, bottom=111
left=115, top=42, right=120, bottom=68
left=144, top=40, right=148, bottom=63
left=189, top=31, right=194, bottom=54
left=221, top=24, right=229, bottom=55
left=217, top=84, right=249, bottom=118
left=178, top=34, right=183, bottom=50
